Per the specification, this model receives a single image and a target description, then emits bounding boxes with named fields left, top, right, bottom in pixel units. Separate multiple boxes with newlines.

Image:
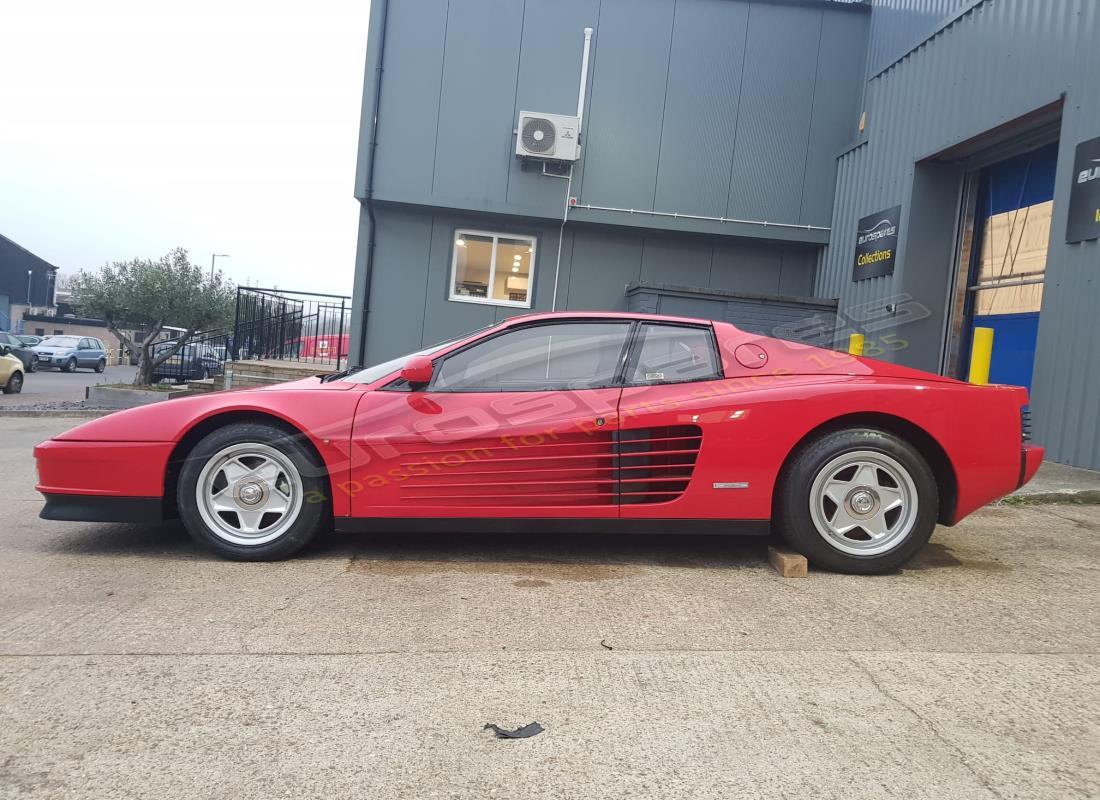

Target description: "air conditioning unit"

left=515, top=111, right=581, bottom=161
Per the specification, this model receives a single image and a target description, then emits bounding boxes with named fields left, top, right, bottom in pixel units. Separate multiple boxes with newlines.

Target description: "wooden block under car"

left=768, top=545, right=808, bottom=578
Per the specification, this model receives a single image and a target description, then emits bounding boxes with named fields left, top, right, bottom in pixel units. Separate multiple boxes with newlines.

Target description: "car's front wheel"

left=3, top=371, right=23, bottom=394
left=177, top=422, right=330, bottom=560
left=63, top=357, right=77, bottom=373
left=775, top=428, right=938, bottom=574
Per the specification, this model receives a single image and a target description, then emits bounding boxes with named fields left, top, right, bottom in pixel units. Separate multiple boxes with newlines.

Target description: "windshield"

left=40, top=336, right=80, bottom=348
left=341, top=339, right=461, bottom=385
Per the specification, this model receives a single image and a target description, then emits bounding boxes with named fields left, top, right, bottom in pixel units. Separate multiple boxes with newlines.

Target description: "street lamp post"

left=210, top=253, right=230, bottom=279
left=26, top=270, right=33, bottom=305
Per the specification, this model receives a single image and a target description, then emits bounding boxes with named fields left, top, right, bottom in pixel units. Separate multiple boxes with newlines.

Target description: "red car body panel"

left=34, top=312, right=1041, bottom=529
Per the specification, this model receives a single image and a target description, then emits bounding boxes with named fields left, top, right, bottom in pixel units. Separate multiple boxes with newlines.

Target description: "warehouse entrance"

left=948, top=141, right=1058, bottom=391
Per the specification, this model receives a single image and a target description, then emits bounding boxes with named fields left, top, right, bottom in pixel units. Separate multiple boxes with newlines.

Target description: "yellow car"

left=1, top=353, right=24, bottom=394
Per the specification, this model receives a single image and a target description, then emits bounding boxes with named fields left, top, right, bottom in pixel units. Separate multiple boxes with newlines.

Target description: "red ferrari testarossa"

left=35, top=312, right=1041, bottom=573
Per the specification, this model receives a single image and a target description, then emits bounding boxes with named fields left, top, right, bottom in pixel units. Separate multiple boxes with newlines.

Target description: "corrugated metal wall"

left=818, top=0, right=1100, bottom=468
left=865, top=0, right=977, bottom=75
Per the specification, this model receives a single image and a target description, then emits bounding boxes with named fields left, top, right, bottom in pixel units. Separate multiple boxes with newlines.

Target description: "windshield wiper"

left=321, top=365, right=363, bottom=383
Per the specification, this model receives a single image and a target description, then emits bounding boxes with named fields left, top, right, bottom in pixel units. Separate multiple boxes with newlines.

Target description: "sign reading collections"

left=1067, top=135, right=1100, bottom=244
left=852, top=205, right=901, bottom=281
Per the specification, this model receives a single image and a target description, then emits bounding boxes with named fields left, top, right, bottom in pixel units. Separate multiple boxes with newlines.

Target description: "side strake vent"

left=398, top=425, right=702, bottom=507
left=617, top=425, right=702, bottom=505
left=1021, top=408, right=1032, bottom=442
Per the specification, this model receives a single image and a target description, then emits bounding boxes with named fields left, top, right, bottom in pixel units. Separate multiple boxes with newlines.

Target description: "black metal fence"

left=231, top=287, right=350, bottom=369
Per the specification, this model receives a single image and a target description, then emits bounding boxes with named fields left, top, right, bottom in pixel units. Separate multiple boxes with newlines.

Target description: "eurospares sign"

left=1067, top=135, right=1100, bottom=244
left=852, top=205, right=901, bottom=281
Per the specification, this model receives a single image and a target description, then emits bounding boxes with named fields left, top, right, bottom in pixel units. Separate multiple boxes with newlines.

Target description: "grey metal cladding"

left=565, top=228, right=645, bottom=310
left=866, top=0, right=975, bottom=76
left=506, top=0, right=600, bottom=214
left=800, top=8, right=869, bottom=226
left=367, top=0, right=867, bottom=232
left=818, top=0, right=1100, bottom=468
left=362, top=207, right=435, bottom=359
left=652, top=0, right=750, bottom=215
left=641, top=237, right=713, bottom=286
left=576, top=0, right=676, bottom=209
left=370, top=0, right=449, bottom=203
left=725, top=3, right=822, bottom=223
left=431, top=0, right=526, bottom=207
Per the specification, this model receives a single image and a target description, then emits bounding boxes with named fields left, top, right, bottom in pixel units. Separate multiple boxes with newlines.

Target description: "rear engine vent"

left=617, top=425, right=702, bottom=505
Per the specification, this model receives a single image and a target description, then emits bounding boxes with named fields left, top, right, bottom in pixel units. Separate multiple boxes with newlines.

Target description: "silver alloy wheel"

left=195, top=442, right=304, bottom=546
left=808, top=449, right=918, bottom=556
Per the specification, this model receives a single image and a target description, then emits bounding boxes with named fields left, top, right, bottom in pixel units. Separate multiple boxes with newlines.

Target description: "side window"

left=627, top=324, right=721, bottom=385
left=434, top=322, right=631, bottom=392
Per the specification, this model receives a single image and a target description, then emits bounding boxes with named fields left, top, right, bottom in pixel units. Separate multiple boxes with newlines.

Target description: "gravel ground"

left=1, top=417, right=1097, bottom=800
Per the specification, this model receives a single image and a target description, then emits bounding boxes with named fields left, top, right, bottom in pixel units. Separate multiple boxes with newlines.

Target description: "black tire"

left=28, top=360, right=37, bottom=373
left=3, top=371, right=23, bottom=394
left=177, top=422, right=330, bottom=561
left=774, top=428, right=938, bottom=574
left=95, top=359, right=106, bottom=373
left=63, top=357, right=77, bottom=373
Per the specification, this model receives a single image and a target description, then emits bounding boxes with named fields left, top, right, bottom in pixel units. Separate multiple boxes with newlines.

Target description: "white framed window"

left=449, top=229, right=536, bottom=308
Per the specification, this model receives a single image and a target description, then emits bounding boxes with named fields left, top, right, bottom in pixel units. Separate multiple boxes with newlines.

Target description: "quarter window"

left=450, top=230, right=536, bottom=307
left=627, top=324, right=721, bottom=385
left=434, top=322, right=631, bottom=391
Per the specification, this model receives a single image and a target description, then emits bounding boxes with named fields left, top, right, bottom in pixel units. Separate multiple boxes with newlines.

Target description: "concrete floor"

left=1, top=418, right=1097, bottom=800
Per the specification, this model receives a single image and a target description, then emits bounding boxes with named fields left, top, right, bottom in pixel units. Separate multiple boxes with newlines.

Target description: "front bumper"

left=35, top=439, right=173, bottom=505
left=40, top=493, right=163, bottom=523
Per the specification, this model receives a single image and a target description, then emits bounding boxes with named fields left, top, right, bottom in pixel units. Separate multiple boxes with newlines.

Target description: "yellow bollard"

left=968, top=326, right=994, bottom=385
left=848, top=333, right=865, bottom=356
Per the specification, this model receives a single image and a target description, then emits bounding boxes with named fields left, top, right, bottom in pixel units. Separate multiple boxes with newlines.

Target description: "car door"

left=0, top=333, right=23, bottom=366
left=349, top=320, right=631, bottom=519
left=616, top=322, right=733, bottom=519
left=74, top=338, right=90, bottom=367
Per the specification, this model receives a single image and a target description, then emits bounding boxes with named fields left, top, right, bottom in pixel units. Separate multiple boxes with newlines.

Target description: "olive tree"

left=73, top=249, right=236, bottom=386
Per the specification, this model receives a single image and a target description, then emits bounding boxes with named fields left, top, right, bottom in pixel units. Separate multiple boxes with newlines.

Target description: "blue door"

left=961, top=143, right=1057, bottom=392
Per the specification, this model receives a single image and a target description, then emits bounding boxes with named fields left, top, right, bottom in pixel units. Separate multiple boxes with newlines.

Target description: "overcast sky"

left=0, top=0, right=370, bottom=296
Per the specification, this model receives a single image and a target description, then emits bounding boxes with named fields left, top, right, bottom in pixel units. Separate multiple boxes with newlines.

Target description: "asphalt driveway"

left=1, top=417, right=1097, bottom=799
left=0, top=364, right=137, bottom=406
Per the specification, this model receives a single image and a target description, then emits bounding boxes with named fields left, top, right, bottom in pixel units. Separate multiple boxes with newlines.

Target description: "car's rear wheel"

left=3, top=371, right=23, bottom=394
left=775, top=428, right=938, bottom=574
left=63, top=357, right=77, bottom=373
left=95, top=359, right=106, bottom=373
left=178, top=422, right=329, bottom=560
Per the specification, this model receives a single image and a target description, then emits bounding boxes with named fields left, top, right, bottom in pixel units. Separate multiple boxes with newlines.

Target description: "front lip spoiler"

left=39, top=493, right=164, bottom=524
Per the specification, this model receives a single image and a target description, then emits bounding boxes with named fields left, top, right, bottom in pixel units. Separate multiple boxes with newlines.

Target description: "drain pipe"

left=348, top=0, right=391, bottom=366
left=551, top=27, right=594, bottom=312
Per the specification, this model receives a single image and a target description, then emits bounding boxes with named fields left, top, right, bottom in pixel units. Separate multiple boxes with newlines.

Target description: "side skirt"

left=333, top=517, right=771, bottom=536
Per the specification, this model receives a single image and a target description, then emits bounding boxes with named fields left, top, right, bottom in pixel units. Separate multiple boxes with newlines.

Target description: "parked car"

left=32, top=335, right=107, bottom=372
left=151, top=342, right=224, bottom=384
left=16, top=334, right=42, bottom=347
left=34, top=311, right=1042, bottom=572
left=0, top=331, right=37, bottom=372
left=0, top=353, right=24, bottom=394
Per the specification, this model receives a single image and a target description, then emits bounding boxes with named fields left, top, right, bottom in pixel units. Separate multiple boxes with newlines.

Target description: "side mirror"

left=400, top=355, right=434, bottom=387
left=0, top=346, right=9, bottom=355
